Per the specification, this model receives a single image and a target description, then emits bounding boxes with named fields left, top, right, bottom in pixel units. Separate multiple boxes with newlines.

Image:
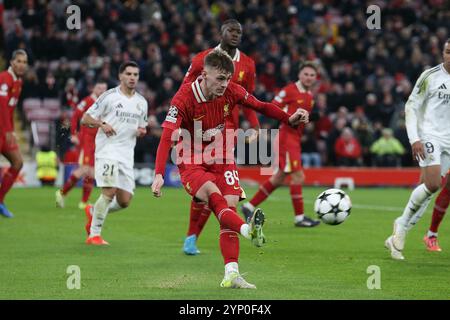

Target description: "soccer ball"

left=314, top=188, right=352, bottom=225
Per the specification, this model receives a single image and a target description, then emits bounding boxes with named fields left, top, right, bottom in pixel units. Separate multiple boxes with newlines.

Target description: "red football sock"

left=249, top=180, right=276, bottom=207
left=430, top=186, right=450, bottom=233
left=196, top=205, right=212, bottom=238
left=290, top=183, right=304, bottom=216
left=61, top=174, right=79, bottom=195
left=0, top=167, right=20, bottom=203
left=220, top=224, right=240, bottom=265
left=81, top=176, right=94, bottom=203
left=208, top=193, right=244, bottom=233
left=187, top=200, right=204, bottom=236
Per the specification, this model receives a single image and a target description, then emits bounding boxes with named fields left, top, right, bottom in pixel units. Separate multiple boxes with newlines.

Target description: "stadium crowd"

left=1, top=0, right=448, bottom=167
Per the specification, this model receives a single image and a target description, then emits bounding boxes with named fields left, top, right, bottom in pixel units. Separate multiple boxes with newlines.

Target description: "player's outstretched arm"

left=239, top=90, right=308, bottom=127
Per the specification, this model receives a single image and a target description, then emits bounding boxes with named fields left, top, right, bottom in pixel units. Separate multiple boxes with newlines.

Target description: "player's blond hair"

left=204, top=49, right=235, bottom=75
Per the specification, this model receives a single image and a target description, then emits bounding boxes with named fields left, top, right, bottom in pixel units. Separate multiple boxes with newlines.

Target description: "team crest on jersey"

left=238, top=71, right=245, bottom=82
left=297, top=99, right=303, bottom=105
left=166, top=105, right=178, bottom=123
left=223, top=104, right=230, bottom=117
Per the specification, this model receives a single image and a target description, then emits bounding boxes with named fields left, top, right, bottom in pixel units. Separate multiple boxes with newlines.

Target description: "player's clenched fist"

left=152, top=174, right=164, bottom=197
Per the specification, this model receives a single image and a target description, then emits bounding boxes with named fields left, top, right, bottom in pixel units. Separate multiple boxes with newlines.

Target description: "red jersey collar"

left=191, top=77, right=208, bottom=103
left=7, top=67, right=18, bottom=81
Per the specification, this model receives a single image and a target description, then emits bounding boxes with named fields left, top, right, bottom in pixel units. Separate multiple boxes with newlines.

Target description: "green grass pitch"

left=0, top=186, right=449, bottom=299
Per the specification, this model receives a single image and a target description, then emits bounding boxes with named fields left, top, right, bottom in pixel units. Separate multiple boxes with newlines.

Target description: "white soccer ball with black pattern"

left=314, top=188, right=352, bottom=225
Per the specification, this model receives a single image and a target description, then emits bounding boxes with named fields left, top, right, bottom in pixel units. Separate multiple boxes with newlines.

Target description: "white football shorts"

left=95, top=158, right=135, bottom=194
left=418, top=138, right=450, bottom=177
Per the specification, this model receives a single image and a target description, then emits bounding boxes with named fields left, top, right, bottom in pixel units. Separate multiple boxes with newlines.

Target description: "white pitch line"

left=268, top=196, right=407, bottom=212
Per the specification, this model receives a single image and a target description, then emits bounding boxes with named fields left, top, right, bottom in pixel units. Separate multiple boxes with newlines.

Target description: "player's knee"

left=13, top=160, right=23, bottom=171
left=118, top=200, right=130, bottom=208
left=425, top=181, right=440, bottom=193
left=290, top=172, right=304, bottom=184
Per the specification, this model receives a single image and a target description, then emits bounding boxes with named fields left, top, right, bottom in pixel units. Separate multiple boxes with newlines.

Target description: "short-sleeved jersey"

left=86, top=86, right=148, bottom=165
left=272, top=82, right=314, bottom=143
left=405, top=63, right=450, bottom=148
left=71, top=94, right=98, bottom=140
left=0, top=67, right=23, bottom=133
left=183, top=46, right=258, bottom=129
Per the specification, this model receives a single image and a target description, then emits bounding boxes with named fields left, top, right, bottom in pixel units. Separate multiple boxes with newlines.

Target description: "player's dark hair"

left=221, top=19, right=241, bottom=34
left=204, top=50, right=235, bottom=74
left=299, top=61, right=318, bottom=73
left=119, top=61, right=139, bottom=74
left=11, top=49, right=27, bottom=60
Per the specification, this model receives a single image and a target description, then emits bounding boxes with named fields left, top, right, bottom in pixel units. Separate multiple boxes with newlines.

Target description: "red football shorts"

left=273, top=132, right=302, bottom=173
left=178, top=162, right=245, bottom=199
left=78, top=134, right=95, bottom=166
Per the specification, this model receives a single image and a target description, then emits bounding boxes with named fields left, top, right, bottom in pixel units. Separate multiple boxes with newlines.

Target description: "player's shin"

left=196, top=205, right=212, bottom=238
left=81, top=176, right=94, bottom=203
left=249, top=180, right=276, bottom=207
left=0, top=167, right=21, bottom=202
left=187, top=200, right=204, bottom=236
left=406, top=196, right=432, bottom=231
left=90, top=194, right=113, bottom=236
left=208, top=193, right=246, bottom=235
left=397, top=184, right=433, bottom=227
left=429, top=186, right=450, bottom=234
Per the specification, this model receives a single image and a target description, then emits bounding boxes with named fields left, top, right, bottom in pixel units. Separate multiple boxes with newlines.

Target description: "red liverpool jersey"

left=155, top=79, right=290, bottom=175
left=183, top=46, right=259, bottom=129
left=272, top=82, right=314, bottom=144
left=0, top=67, right=23, bottom=133
left=71, top=94, right=98, bottom=140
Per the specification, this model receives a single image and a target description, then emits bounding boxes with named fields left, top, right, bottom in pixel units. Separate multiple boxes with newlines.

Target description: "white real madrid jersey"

left=405, top=63, right=450, bottom=148
left=86, top=86, right=148, bottom=165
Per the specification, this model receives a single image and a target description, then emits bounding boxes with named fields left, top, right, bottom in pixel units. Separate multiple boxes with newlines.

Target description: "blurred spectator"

left=301, top=123, right=321, bottom=168
left=2, top=0, right=447, bottom=167
left=334, top=127, right=362, bottom=167
left=370, top=128, right=405, bottom=167
left=353, top=120, right=375, bottom=166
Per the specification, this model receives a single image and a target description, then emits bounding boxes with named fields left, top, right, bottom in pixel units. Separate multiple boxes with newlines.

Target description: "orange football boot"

left=86, top=235, right=109, bottom=245
left=423, top=235, right=442, bottom=252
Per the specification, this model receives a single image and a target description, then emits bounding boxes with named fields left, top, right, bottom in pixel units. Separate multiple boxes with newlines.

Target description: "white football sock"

left=108, top=197, right=124, bottom=213
left=294, top=214, right=304, bottom=223
left=225, top=262, right=239, bottom=277
left=240, top=224, right=251, bottom=239
left=90, top=194, right=113, bottom=237
left=406, top=196, right=432, bottom=231
left=397, top=184, right=433, bottom=227
left=427, top=230, right=438, bottom=238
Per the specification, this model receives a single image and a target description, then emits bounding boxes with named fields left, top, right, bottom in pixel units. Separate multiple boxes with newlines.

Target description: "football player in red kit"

left=182, top=19, right=260, bottom=255
left=241, top=62, right=321, bottom=227
left=0, top=49, right=28, bottom=218
left=423, top=171, right=450, bottom=251
left=56, top=82, right=108, bottom=209
left=151, top=50, right=308, bottom=288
